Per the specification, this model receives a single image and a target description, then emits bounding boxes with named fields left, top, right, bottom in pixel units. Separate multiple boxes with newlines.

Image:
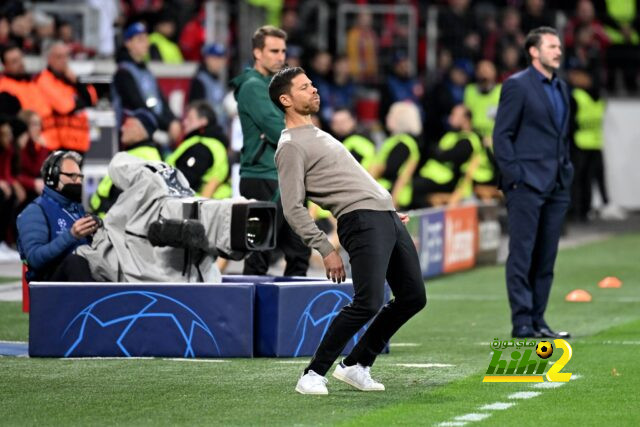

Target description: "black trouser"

left=305, top=210, right=427, bottom=376
left=570, top=148, right=607, bottom=220
left=239, top=178, right=310, bottom=276
left=47, top=254, right=95, bottom=282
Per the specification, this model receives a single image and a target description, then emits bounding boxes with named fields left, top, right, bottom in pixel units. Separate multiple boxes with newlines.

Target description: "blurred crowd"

left=1, top=0, right=637, bottom=261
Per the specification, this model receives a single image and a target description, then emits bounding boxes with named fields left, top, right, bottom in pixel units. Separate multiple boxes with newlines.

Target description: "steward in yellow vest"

left=90, top=109, right=162, bottom=217
left=569, top=74, right=608, bottom=221
left=412, top=105, right=485, bottom=208
left=166, top=101, right=231, bottom=199
left=463, top=60, right=501, bottom=139
left=148, top=14, right=184, bottom=64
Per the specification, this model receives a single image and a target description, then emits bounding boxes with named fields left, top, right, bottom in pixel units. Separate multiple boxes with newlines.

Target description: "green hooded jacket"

left=231, top=67, right=284, bottom=180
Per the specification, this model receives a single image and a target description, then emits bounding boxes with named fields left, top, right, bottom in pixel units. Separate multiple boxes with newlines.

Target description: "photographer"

left=16, top=150, right=96, bottom=282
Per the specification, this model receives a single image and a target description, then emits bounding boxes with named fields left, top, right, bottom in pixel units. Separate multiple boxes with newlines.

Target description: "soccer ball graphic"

left=536, top=341, right=553, bottom=359
left=61, top=291, right=220, bottom=358
left=292, top=290, right=360, bottom=357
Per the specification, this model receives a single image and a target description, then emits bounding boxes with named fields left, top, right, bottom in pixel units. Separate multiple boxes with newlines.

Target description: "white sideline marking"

left=571, top=374, right=582, bottom=380
left=479, top=402, right=515, bottom=410
left=390, top=342, right=421, bottom=347
left=508, top=391, right=541, bottom=399
left=0, top=340, right=27, bottom=344
left=61, top=357, right=155, bottom=360
left=532, top=382, right=565, bottom=389
left=164, top=358, right=229, bottom=363
left=599, top=340, right=640, bottom=345
left=276, top=360, right=310, bottom=364
left=437, top=422, right=467, bottom=426
left=395, top=363, right=455, bottom=368
left=454, top=413, right=491, bottom=422
left=432, top=294, right=502, bottom=301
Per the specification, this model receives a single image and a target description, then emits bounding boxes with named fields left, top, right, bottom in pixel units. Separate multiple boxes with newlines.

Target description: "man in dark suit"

left=493, top=27, right=573, bottom=339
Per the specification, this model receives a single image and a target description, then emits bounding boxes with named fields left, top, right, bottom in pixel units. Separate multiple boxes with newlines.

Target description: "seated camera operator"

left=17, top=150, right=97, bottom=282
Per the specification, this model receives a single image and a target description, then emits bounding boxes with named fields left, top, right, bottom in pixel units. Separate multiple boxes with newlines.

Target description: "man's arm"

left=275, top=144, right=334, bottom=258
left=238, top=79, right=284, bottom=146
left=17, top=204, right=78, bottom=270
left=492, top=78, right=525, bottom=187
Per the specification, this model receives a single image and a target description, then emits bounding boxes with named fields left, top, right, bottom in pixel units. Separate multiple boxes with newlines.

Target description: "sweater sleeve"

left=16, top=203, right=79, bottom=271
left=275, top=144, right=334, bottom=257
left=238, top=79, right=284, bottom=146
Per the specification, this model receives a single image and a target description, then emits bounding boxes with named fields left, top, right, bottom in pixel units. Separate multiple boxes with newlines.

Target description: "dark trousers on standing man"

left=305, top=210, right=427, bottom=376
left=505, top=183, right=570, bottom=330
left=240, top=177, right=310, bottom=276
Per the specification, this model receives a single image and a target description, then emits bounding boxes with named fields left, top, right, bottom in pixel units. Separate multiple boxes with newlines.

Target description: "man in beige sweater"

left=270, top=67, right=427, bottom=395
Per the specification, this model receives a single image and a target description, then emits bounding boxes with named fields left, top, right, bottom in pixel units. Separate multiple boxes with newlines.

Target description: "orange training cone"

left=565, top=289, right=593, bottom=302
left=598, top=276, right=622, bottom=288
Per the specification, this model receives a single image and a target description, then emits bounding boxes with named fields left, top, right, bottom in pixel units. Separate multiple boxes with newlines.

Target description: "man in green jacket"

left=230, top=25, right=310, bottom=276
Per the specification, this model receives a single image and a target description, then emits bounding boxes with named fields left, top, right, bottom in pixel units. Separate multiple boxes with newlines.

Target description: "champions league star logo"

left=61, top=291, right=220, bottom=358
left=57, top=218, right=67, bottom=233
left=292, top=290, right=360, bottom=357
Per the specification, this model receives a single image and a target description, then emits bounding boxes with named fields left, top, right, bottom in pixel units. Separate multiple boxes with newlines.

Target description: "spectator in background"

left=285, top=45, right=303, bottom=68
left=17, top=150, right=97, bottom=282
left=56, top=20, right=95, bottom=58
left=230, top=26, right=310, bottom=276
left=424, top=61, right=471, bottom=144
left=16, top=110, right=49, bottom=202
left=497, top=7, right=526, bottom=56
left=370, top=102, right=422, bottom=210
left=0, top=43, right=58, bottom=150
left=281, top=8, right=306, bottom=54
left=36, top=42, right=98, bottom=154
left=166, top=101, right=230, bottom=199
left=565, top=24, right=604, bottom=89
left=8, top=7, right=35, bottom=53
left=498, top=44, right=522, bottom=82
left=0, top=15, right=10, bottom=46
left=600, top=0, right=640, bottom=94
left=564, top=0, right=609, bottom=51
left=568, top=68, right=607, bottom=222
left=412, top=104, right=478, bottom=208
left=111, top=22, right=181, bottom=142
left=149, top=11, right=184, bottom=64
left=464, top=60, right=501, bottom=141
left=438, top=0, right=480, bottom=62
left=346, top=10, right=378, bottom=83
left=307, top=50, right=334, bottom=125
left=179, top=7, right=205, bottom=62
left=520, top=0, right=555, bottom=34
left=330, top=108, right=377, bottom=173
left=188, top=43, right=228, bottom=132
left=0, top=116, right=21, bottom=261
left=380, top=51, right=424, bottom=124
left=32, top=11, right=55, bottom=54
left=328, top=55, right=357, bottom=114
left=90, top=108, right=162, bottom=217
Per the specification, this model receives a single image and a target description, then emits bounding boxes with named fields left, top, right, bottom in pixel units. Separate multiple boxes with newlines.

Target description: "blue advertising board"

left=254, top=281, right=390, bottom=357
left=419, top=209, right=445, bottom=278
left=29, top=283, right=255, bottom=358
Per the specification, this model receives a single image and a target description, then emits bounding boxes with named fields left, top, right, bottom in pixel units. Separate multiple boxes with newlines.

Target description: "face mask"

left=60, top=183, right=82, bottom=203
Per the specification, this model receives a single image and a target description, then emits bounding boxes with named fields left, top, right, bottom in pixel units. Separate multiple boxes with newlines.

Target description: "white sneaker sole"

left=295, top=384, right=328, bottom=395
left=332, top=370, right=385, bottom=391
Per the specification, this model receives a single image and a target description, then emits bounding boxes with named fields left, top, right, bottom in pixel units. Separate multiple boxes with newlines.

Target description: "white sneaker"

left=295, top=370, right=328, bottom=395
left=332, top=362, right=385, bottom=391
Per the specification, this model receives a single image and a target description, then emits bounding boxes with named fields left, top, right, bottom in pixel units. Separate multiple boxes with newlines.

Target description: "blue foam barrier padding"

left=29, top=283, right=254, bottom=358
left=254, top=281, right=390, bottom=357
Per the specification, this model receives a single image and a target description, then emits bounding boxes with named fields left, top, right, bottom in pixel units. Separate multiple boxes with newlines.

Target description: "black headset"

left=42, top=150, right=68, bottom=188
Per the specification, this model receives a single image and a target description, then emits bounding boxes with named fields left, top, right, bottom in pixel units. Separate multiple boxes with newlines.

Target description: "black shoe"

left=511, top=325, right=540, bottom=338
left=534, top=326, right=571, bottom=339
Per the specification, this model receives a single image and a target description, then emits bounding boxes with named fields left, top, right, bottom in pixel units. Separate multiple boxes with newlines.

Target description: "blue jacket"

left=17, top=187, right=88, bottom=280
left=493, top=66, right=574, bottom=192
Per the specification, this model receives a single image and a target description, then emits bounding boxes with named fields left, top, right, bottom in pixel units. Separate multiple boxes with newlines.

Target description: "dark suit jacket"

left=493, top=66, right=574, bottom=192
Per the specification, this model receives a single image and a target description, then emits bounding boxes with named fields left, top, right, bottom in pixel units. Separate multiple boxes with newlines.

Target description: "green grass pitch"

left=1, top=233, right=638, bottom=426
